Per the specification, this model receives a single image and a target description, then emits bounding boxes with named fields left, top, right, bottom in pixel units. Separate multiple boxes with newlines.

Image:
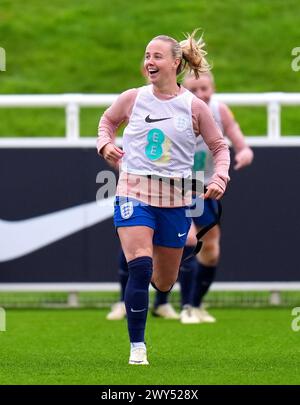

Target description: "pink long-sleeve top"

left=97, top=86, right=230, bottom=207
left=218, top=102, right=248, bottom=151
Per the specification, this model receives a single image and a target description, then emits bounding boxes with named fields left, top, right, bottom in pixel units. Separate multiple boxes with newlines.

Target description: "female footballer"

left=97, top=32, right=230, bottom=364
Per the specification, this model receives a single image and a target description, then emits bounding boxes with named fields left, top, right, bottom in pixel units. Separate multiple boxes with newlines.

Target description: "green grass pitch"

left=0, top=308, right=299, bottom=385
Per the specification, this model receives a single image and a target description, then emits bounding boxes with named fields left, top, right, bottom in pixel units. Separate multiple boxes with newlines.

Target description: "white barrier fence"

left=0, top=92, right=300, bottom=147
left=0, top=283, right=299, bottom=307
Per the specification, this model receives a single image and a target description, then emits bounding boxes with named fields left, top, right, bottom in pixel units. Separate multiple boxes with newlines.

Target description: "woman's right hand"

left=101, top=143, right=124, bottom=166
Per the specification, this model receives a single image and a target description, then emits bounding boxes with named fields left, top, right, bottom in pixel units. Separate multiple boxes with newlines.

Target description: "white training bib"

left=121, top=85, right=196, bottom=178
left=194, top=99, right=224, bottom=184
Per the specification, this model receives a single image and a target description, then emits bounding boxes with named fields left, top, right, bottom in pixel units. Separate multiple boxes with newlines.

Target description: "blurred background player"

left=106, top=71, right=253, bottom=322
left=153, top=71, right=254, bottom=323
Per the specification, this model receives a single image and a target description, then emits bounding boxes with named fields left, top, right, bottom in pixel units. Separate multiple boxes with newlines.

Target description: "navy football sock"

left=179, top=246, right=198, bottom=307
left=118, top=251, right=129, bottom=302
left=178, top=246, right=197, bottom=307
left=153, top=290, right=169, bottom=308
left=181, top=245, right=195, bottom=262
left=125, top=256, right=153, bottom=343
left=191, top=262, right=217, bottom=307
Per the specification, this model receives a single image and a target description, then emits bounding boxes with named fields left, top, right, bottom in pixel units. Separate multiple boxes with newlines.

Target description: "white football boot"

left=194, top=306, right=216, bottom=323
left=180, top=305, right=201, bottom=324
left=106, top=301, right=126, bottom=320
left=152, top=303, right=180, bottom=319
left=129, top=347, right=149, bottom=365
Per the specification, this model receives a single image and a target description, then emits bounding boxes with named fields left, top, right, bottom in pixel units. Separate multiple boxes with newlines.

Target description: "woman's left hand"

left=203, top=183, right=224, bottom=200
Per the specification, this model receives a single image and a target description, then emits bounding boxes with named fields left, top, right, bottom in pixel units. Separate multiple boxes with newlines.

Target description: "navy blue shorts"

left=189, top=197, right=218, bottom=227
left=114, top=197, right=192, bottom=248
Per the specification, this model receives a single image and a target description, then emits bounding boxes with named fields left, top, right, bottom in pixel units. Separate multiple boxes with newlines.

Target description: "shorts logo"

left=120, top=202, right=134, bottom=219
left=178, top=232, right=186, bottom=237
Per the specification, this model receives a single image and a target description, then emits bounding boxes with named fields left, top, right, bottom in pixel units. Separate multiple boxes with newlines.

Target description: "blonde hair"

left=184, top=70, right=215, bottom=86
left=152, top=29, right=210, bottom=79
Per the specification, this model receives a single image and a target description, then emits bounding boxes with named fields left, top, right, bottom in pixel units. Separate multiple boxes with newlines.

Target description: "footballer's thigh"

left=117, top=226, right=154, bottom=262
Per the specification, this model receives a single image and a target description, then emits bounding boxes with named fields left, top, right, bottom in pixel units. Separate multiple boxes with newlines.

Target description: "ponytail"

left=179, top=29, right=210, bottom=78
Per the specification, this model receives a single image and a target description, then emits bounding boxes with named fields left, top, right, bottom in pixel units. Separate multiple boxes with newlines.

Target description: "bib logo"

left=145, top=128, right=165, bottom=160
left=0, top=47, right=6, bottom=71
left=174, top=116, right=188, bottom=132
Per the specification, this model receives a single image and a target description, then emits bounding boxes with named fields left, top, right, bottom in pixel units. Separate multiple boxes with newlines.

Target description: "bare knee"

left=151, top=276, right=176, bottom=292
left=198, top=240, right=220, bottom=266
left=126, top=247, right=152, bottom=262
left=153, top=282, right=173, bottom=292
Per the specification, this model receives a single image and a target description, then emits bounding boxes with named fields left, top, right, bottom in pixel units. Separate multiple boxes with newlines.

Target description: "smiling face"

left=183, top=73, right=214, bottom=104
left=144, top=39, right=180, bottom=87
